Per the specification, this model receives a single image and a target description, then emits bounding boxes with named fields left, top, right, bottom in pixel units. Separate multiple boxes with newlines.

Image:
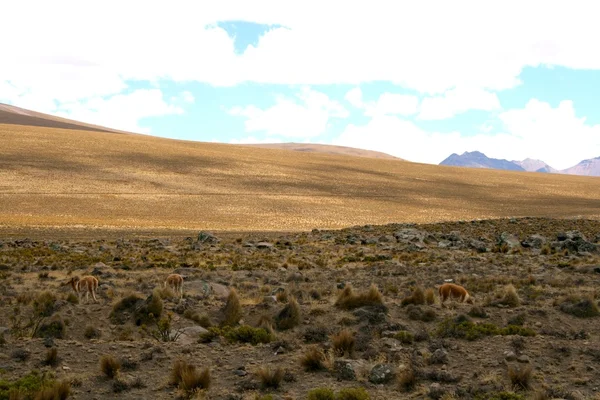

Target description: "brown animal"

left=164, top=273, right=184, bottom=299
left=438, top=282, right=473, bottom=307
left=63, top=275, right=99, bottom=304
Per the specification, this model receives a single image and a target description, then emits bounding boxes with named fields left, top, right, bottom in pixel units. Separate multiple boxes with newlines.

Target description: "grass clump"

left=558, top=295, right=599, bottom=318
left=169, top=359, right=211, bottom=395
left=43, top=348, right=59, bottom=367
left=257, top=366, right=284, bottom=389
left=335, top=284, right=383, bottom=310
left=221, top=288, right=242, bottom=327
left=300, top=346, right=326, bottom=371
left=100, top=355, right=121, bottom=379
left=35, top=318, right=66, bottom=339
left=275, top=296, right=301, bottom=330
left=397, top=366, right=417, bottom=392
left=395, top=331, right=414, bottom=344
left=84, top=325, right=101, bottom=339
left=424, top=288, right=436, bottom=305
left=507, top=364, right=532, bottom=390
left=401, top=287, right=425, bottom=306
left=336, top=387, right=370, bottom=400
left=332, top=329, right=355, bottom=357
left=436, top=316, right=535, bottom=341
left=406, top=305, right=436, bottom=322
left=34, top=380, right=71, bottom=400
left=307, top=387, right=335, bottom=400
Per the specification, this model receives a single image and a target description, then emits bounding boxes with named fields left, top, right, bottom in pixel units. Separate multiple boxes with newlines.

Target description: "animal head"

left=465, top=294, right=474, bottom=304
left=62, top=276, right=80, bottom=286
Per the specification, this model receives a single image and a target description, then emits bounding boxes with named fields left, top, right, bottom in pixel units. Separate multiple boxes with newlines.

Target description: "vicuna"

left=438, top=283, right=473, bottom=307
left=164, top=273, right=184, bottom=299
left=63, top=275, right=99, bottom=304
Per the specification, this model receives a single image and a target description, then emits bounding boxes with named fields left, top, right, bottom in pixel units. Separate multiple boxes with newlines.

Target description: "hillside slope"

left=1, top=121, right=600, bottom=231
left=241, top=142, right=402, bottom=160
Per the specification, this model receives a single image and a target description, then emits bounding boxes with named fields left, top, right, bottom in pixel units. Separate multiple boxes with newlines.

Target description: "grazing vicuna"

left=164, top=273, right=184, bottom=299
left=438, top=282, right=473, bottom=307
left=63, top=276, right=99, bottom=304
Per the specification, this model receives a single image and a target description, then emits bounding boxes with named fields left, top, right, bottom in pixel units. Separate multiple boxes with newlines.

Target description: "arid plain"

left=1, top=109, right=600, bottom=400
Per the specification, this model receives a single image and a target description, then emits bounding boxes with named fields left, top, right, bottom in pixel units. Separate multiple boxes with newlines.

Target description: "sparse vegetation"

left=100, top=355, right=121, bottom=379
left=336, top=387, right=370, bottom=400
left=221, top=288, right=242, bottom=326
left=507, top=364, right=533, bottom=390
left=307, top=387, right=335, bottom=400
left=332, top=329, right=355, bottom=357
left=558, top=294, right=599, bottom=318
left=275, top=296, right=301, bottom=330
left=301, top=346, right=327, bottom=371
left=257, top=366, right=284, bottom=389
left=335, top=284, right=384, bottom=310
left=436, top=316, right=536, bottom=340
left=401, top=286, right=426, bottom=306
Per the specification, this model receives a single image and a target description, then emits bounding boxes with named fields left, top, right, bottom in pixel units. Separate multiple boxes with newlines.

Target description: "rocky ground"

left=1, top=217, right=600, bottom=400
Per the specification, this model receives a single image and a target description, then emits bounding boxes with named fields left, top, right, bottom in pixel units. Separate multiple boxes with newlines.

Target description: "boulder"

left=369, top=364, right=396, bottom=384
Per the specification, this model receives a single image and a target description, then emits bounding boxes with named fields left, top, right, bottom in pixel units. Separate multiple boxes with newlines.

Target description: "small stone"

left=504, top=351, right=517, bottom=361
left=517, top=355, right=530, bottom=363
left=430, top=348, right=448, bottom=365
left=62, top=366, right=71, bottom=371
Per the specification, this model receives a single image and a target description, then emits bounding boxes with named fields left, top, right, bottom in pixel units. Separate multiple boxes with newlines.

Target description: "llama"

left=63, top=275, right=99, bottom=304
left=438, top=282, right=473, bottom=307
left=164, top=273, right=184, bottom=299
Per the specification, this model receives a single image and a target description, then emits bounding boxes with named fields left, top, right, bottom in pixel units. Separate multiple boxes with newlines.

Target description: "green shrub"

left=0, top=370, right=52, bottom=400
left=395, top=331, right=414, bottom=344
left=202, top=325, right=273, bottom=345
left=336, top=387, right=370, bottom=400
left=35, top=318, right=66, bottom=339
left=307, top=388, right=335, bottom=400
left=559, top=295, right=599, bottom=318
left=436, top=317, right=535, bottom=341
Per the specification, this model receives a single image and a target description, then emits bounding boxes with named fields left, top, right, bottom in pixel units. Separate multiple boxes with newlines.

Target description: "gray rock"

left=469, top=240, right=488, bottom=253
left=177, top=326, right=209, bottom=346
left=504, top=351, right=517, bottom=361
left=498, top=232, right=521, bottom=249
left=521, top=234, right=546, bottom=249
left=256, top=242, right=274, bottom=249
left=430, top=348, right=448, bottom=364
left=429, top=382, right=446, bottom=399
left=438, top=240, right=452, bottom=248
left=517, top=355, right=530, bottom=363
left=369, top=363, right=396, bottom=384
left=197, top=231, right=219, bottom=244
left=334, top=360, right=356, bottom=381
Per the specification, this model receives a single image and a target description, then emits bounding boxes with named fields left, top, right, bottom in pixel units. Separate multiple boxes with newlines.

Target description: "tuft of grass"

left=65, top=293, right=79, bottom=305
left=180, top=366, right=211, bottom=394
left=33, top=380, right=71, bottom=400
left=307, top=387, right=335, bottom=400
left=300, top=346, right=326, bottom=372
left=406, top=305, right=436, bottom=322
left=398, top=366, right=417, bottom=392
left=336, top=387, right=371, bottom=400
left=257, top=366, right=284, bottom=389
left=335, top=284, right=384, bottom=310
left=507, top=364, right=532, bottom=390
left=43, top=348, right=59, bottom=367
left=84, top=325, right=101, bottom=339
left=331, top=329, right=355, bottom=357
left=11, top=349, right=31, bottom=362
left=275, top=296, right=301, bottom=330
left=424, top=288, right=436, bottom=305
left=401, top=287, right=426, bottom=306
left=395, top=331, right=414, bottom=344
left=100, top=355, right=121, bottom=379
left=221, top=288, right=242, bottom=327
left=500, top=285, right=521, bottom=308
left=35, top=318, right=66, bottom=339
left=222, top=325, right=273, bottom=345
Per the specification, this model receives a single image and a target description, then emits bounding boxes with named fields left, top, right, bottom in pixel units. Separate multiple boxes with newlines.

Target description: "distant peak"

left=463, top=151, right=486, bottom=157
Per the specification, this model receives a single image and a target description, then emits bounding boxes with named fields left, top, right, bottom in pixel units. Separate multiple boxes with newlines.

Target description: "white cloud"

left=2, top=0, right=600, bottom=96
left=345, top=88, right=363, bottom=108
left=229, top=87, right=348, bottom=138
left=54, top=89, right=184, bottom=133
left=344, top=88, right=419, bottom=117
left=418, top=87, right=501, bottom=120
left=331, top=99, right=600, bottom=170
left=181, top=91, right=195, bottom=103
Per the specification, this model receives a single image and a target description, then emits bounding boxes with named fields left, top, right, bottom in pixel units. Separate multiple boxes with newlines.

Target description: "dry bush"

left=332, top=329, right=355, bottom=357
left=275, top=296, right=301, bottom=330
left=100, top=354, right=121, bottom=379
left=508, top=364, right=532, bottom=390
left=335, top=284, right=384, bottom=310
left=43, top=348, right=59, bottom=367
left=425, top=288, right=436, bottom=305
left=558, top=294, right=599, bottom=318
left=257, top=366, right=284, bottom=389
left=501, top=284, right=521, bottom=308
left=34, top=380, right=71, bottom=400
left=169, top=359, right=211, bottom=393
left=221, top=288, right=242, bottom=327
left=84, top=325, right=101, bottom=339
left=300, top=346, right=326, bottom=371
left=401, top=287, right=426, bottom=306
left=398, top=365, right=417, bottom=392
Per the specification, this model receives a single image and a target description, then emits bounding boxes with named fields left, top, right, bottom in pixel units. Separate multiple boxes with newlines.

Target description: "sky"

left=1, top=1, right=600, bottom=170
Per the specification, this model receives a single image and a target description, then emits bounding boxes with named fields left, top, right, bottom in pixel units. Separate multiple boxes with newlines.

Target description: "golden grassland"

left=1, top=122, right=599, bottom=232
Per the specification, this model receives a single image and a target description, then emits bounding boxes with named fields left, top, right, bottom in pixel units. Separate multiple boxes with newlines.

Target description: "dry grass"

left=275, top=296, right=301, bottom=330
left=257, top=366, right=284, bottom=389
left=169, top=359, right=211, bottom=394
left=402, top=287, right=426, bottom=306
left=332, top=329, right=356, bottom=357
left=43, top=348, right=58, bottom=367
left=2, top=122, right=600, bottom=232
left=100, top=355, right=121, bottom=379
left=221, top=288, right=242, bottom=327
left=300, top=346, right=327, bottom=371
left=335, top=284, right=384, bottom=310
left=508, top=364, right=533, bottom=390
left=425, top=288, right=436, bottom=305
left=33, top=381, right=71, bottom=400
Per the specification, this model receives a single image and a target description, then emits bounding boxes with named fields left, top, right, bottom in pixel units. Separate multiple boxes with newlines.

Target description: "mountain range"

left=440, top=151, right=600, bottom=177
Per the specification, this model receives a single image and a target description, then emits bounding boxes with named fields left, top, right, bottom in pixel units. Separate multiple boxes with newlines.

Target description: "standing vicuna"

left=63, top=275, right=99, bottom=304
left=438, top=282, right=473, bottom=307
left=164, top=273, right=184, bottom=299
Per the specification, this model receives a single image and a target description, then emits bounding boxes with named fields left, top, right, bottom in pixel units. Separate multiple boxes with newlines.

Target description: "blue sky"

left=2, top=2, right=600, bottom=170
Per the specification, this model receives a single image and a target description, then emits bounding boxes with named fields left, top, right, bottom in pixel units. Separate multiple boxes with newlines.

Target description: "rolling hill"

left=241, top=143, right=402, bottom=160
left=1, top=104, right=600, bottom=232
